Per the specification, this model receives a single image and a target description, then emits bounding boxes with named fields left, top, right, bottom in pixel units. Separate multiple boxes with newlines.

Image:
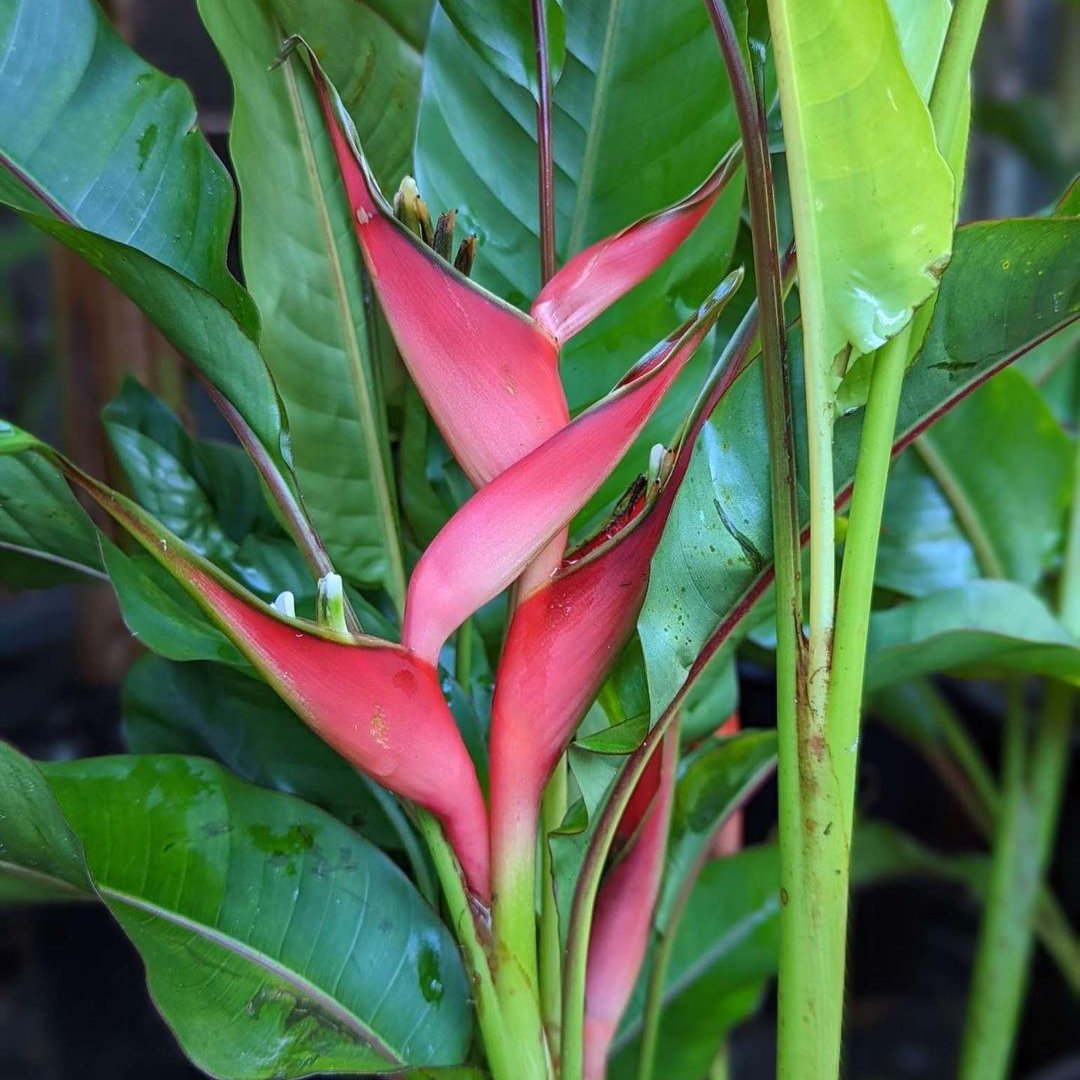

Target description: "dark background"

left=1, top=1, right=1078, bottom=1077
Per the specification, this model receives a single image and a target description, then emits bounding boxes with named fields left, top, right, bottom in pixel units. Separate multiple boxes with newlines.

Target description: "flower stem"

left=531, top=0, right=557, bottom=286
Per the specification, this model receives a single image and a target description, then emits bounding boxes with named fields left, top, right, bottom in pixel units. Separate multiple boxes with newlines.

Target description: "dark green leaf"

left=103, top=378, right=312, bottom=604
left=912, top=367, right=1072, bottom=586
left=0, top=453, right=104, bottom=585
left=440, top=0, right=566, bottom=95
left=100, top=538, right=246, bottom=668
left=864, top=580, right=1080, bottom=690
left=122, top=655, right=406, bottom=850
left=657, top=730, right=776, bottom=927
left=200, top=0, right=408, bottom=600
left=44, top=755, right=474, bottom=1078
left=0, top=741, right=92, bottom=903
left=0, top=0, right=296, bottom=491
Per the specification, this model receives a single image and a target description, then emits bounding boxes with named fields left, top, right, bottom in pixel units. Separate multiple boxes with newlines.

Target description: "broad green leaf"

left=103, top=378, right=313, bottom=605
left=0, top=0, right=296, bottom=493
left=864, top=580, right=1080, bottom=691
left=415, top=0, right=745, bottom=510
left=768, top=0, right=954, bottom=365
left=200, top=0, right=408, bottom=601
left=441, top=0, right=566, bottom=94
left=0, top=453, right=104, bottom=585
left=44, top=755, right=474, bottom=1078
left=913, top=367, right=1072, bottom=586
left=123, top=654, right=406, bottom=850
left=641, top=216, right=1080, bottom=719
left=0, top=741, right=92, bottom=903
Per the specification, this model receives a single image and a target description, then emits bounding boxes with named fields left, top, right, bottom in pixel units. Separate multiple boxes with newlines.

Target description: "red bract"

left=402, top=272, right=742, bottom=664
left=302, top=44, right=741, bottom=491
left=32, top=449, right=492, bottom=899
left=530, top=149, right=742, bottom=345
left=583, top=728, right=677, bottom=1080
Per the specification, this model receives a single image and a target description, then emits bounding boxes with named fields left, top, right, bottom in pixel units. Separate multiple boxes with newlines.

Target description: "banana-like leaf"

left=768, top=0, right=954, bottom=368
left=42, top=754, right=474, bottom=1078
left=200, top=0, right=408, bottom=600
left=441, top=0, right=566, bottom=95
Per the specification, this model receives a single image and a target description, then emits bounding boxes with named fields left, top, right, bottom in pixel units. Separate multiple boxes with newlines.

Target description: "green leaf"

left=0, top=453, right=104, bottom=585
left=44, top=755, right=474, bottom=1078
left=864, top=580, right=1080, bottom=690
left=103, top=378, right=313, bottom=604
left=440, top=0, right=566, bottom=95
left=641, top=215, right=1080, bottom=719
left=0, top=741, right=92, bottom=904
left=122, top=654, right=406, bottom=850
left=0, top=0, right=296, bottom=492
left=770, top=0, right=954, bottom=365
left=199, top=0, right=408, bottom=601
left=415, top=0, right=745, bottom=510
left=912, top=367, right=1073, bottom=586
left=100, top=538, right=247, bottom=668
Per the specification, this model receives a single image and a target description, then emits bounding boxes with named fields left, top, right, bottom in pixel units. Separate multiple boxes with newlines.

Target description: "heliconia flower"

left=530, top=147, right=743, bottom=345
left=297, top=41, right=741, bottom=488
left=401, top=271, right=743, bottom=664
left=583, top=727, right=678, bottom=1080
left=0, top=431, right=491, bottom=899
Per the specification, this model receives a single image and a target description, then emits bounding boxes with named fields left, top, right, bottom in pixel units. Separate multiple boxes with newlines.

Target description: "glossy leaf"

left=0, top=453, right=103, bottom=585
left=201, top=0, right=407, bottom=598
left=913, top=367, right=1072, bottom=586
left=864, top=580, right=1080, bottom=691
left=44, top=755, right=474, bottom=1077
left=769, top=0, right=953, bottom=364
left=103, top=379, right=312, bottom=604
left=0, top=741, right=91, bottom=904
left=441, top=0, right=566, bottom=95
left=641, top=215, right=1080, bottom=719
left=0, top=0, right=250, bottom=321
left=0, top=0, right=297, bottom=495
left=404, top=275, right=741, bottom=662
left=122, top=655, right=406, bottom=850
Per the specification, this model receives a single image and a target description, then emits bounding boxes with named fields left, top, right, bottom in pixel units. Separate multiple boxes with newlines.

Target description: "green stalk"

left=957, top=684, right=1041, bottom=1080
left=540, top=757, right=568, bottom=1057
left=413, top=811, right=522, bottom=1080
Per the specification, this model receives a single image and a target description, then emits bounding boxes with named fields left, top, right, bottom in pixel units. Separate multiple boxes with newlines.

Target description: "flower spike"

left=297, top=41, right=567, bottom=487
left=583, top=728, right=678, bottom=1080
left=531, top=146, right=744, bottom=344
left=0, top=428, right=490, bottom=898
left=402, top=271, right=743, bottom=663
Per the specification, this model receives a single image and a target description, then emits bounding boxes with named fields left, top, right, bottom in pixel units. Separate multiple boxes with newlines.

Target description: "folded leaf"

left=403, top=271, right=743, bottom=662
left=0, top=425, right=490, bottom=898
left=531, top=148, right=743, bottom=344
left=584, top=728, right=677, bottom=1080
